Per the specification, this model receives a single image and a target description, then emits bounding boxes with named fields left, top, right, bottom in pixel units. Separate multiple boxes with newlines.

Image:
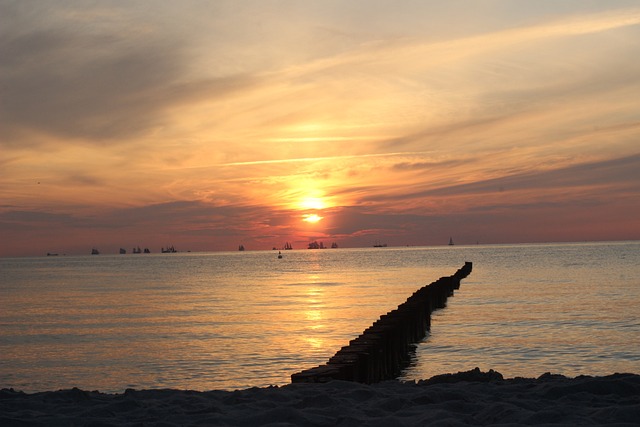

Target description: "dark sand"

left=2, top=369, right=639, bottom=426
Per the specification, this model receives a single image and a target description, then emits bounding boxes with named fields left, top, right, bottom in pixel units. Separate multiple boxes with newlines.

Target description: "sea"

left=1, top=241, right=639, bottom=393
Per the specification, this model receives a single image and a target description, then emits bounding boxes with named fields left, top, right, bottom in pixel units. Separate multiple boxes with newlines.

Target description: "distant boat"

left=284, top=242, right=293, bottom=250
left=308, top=241, right=325, bottom=249
left=449, top=237, right=454, bottom=246
left=331, top=242, right=338, bottom=248
left=133, top=246, right=142, bottom=254
left=143, top=248, right=151, bottom=253
left=47, top=252, right=58, bottom=256
left=119, top=248, right=126, bottom=254
left=373, top=241, right=387, bottom=247
left=91, top=248, right=100, bottom=255
left=161, top=245, right=177, bottom=253
left=278, top=251, right=283, bottom=259
left=239, top=244, right=245, bottom=251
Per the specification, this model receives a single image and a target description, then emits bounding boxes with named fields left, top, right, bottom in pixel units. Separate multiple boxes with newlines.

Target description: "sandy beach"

left=2, top=369, right=639, bottom=426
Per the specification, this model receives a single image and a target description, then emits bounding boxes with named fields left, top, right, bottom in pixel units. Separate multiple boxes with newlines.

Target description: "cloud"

left=420, top=153, right=640, bottom=197
left=217, top=151, right=433, bottom=167
left=0, top=199, right=280, bottom=255
left=391, top=158, right=467, bottom=171
left=326, top=205, right=426, bottom=236
left=344, top=153, right=640, bottom=222
left=0, top=209, right=85, bottom=231
left=0, top=199, right=259, bottom=231
left=98, top=200, right=268, bottom=232
left=0, top=31, right=167, bottom=141
left=0, top=5, right=261, bottom=144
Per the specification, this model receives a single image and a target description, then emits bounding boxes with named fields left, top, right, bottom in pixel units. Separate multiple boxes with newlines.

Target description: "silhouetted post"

left=291, top=262, right=473, bottom=384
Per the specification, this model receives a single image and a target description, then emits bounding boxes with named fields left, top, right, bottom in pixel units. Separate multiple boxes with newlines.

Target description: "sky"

left=1, top=0, right=640, bottom=257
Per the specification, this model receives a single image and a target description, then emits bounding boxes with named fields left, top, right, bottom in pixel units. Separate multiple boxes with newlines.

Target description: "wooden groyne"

left=291, top=262, right=473, bottom=384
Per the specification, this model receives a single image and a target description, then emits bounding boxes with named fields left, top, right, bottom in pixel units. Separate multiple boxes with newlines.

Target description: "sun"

left=295, top=192, right=331, bottom=224
left=303, top=213, right=323, bottom=223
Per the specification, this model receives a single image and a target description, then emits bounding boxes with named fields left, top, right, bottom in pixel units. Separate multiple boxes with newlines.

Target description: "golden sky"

left=1, top=0, right=640, bottom=256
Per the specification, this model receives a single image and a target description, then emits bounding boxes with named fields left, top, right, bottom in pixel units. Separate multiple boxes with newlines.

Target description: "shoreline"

left=2, top=369, right=639, bottom=426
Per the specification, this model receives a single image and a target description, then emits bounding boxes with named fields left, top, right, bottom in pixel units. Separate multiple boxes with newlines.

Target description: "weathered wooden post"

left=291, top=262, right=473, bottom=384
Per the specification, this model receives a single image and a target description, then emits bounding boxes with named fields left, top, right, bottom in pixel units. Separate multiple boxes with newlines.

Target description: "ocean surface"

left=1, top=241, right=639, bottom=393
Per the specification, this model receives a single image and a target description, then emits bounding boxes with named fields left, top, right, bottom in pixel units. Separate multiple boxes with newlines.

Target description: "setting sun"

left=303, top=214, right=323, bottom=223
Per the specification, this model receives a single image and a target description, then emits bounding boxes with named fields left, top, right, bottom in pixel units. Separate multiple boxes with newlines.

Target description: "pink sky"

left=1, top=1, right=640, bottom=256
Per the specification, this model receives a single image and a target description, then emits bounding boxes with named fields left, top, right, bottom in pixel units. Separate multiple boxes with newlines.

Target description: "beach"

left=2, top=369, right=639, bottom=426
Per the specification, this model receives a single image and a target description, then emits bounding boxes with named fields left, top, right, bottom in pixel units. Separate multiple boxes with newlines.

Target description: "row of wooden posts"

left=291, top=262, right=473, bottom=384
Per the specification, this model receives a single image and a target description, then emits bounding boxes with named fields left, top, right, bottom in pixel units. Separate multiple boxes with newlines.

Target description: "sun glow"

left=299, top=197, right=326, bottom=210
left=303, top=213, right=323, bottom=223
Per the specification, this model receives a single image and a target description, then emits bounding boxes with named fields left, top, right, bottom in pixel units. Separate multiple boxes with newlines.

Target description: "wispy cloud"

left=218, top=151, right=431, bottom=167
left=370, top=153, right=640, bottom=203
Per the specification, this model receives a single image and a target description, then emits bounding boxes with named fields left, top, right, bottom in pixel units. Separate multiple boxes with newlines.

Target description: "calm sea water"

left=1, top=242, right=639, bottom=393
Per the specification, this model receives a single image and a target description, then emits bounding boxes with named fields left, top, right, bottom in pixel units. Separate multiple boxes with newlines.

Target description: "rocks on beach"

left=2, top=369, right=640, bottom=426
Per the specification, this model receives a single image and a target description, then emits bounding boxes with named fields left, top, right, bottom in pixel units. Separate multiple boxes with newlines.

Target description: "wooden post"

left=291, top=262, right=472, bottom=384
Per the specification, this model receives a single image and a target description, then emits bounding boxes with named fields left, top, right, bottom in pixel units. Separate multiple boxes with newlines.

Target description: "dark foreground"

left=2, top=369, right=639, bottom=426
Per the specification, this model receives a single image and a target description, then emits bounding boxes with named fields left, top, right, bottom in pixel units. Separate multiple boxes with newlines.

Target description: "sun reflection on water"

left=4, top=243, right=638, bottom=392
left=304, top=286, right=325, bottom=323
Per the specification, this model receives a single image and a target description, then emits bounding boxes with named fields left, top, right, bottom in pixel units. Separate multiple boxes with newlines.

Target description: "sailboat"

left=448, top=237, right=454, bottom=246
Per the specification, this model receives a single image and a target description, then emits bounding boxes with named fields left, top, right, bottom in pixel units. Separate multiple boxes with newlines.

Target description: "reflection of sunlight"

left=306, top=286, right=323, bottom=308
left=305, top=286, right=325, bottom=340
left=306, top=310, right=322, bottom=322
left=305, top=336, right=325, bottom=349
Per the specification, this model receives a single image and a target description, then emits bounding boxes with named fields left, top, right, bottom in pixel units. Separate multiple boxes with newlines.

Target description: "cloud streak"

left=218, top=151, right=432, bottom=167
left=378, top=153, right=640, bottom=202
